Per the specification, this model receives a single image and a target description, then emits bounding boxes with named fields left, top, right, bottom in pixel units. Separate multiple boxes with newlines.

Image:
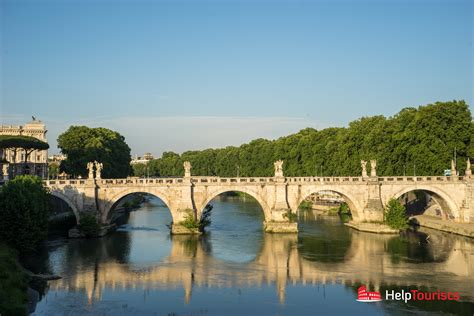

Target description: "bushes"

left=282, top=210, right=298, bottom=222
left=180, top=205, right=213, bottom=232
left=0, top=175, right=50, bottom=253
left=79, top=214, right=100, bottom=237
left=384, top=198, right=408, bottom=230
left=0, top=243, right=29, bottom=316
left=299, top=200, right=313, bottom=210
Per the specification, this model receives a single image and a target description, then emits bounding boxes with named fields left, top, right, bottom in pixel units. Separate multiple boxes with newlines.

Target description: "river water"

left=29, top=196, right=474, bottom=315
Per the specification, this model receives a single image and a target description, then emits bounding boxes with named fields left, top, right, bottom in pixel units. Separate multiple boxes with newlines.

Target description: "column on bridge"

left=170, top=161, right=200, bottom=234
left=263, top=160, right=298, bottom=233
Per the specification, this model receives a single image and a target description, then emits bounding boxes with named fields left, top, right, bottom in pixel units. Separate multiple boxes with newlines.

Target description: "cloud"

left=38, top=116, right=330, bottom=156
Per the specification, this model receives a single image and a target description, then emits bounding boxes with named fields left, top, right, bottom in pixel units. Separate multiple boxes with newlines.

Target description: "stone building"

left=1, top=119, right=49, bottom=179
left=131, top=152, right=154, bottom=165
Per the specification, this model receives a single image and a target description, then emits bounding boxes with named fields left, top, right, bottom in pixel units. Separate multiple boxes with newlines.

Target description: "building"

left=1, top=119, right=49, bottom=179
left=131, top=153, right=154, bottom=165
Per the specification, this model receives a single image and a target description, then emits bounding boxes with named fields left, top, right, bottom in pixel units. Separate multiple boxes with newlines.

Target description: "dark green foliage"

left=144, top=101, right=472, bottom=177
left=299, top=200, right=313, bottom=210
left=0, top=243, right=29, bottom=316
left=132, top=163, right=148, bottom=177
left=0, top=135, right=50, bottom=170
left=79, top=214, right=100, bottom=237
left=0, top=176, right=50, bottom=253
left=180, top=205, right=213, bottom=232
left=283, top=210, right=298, bottom=222
left=57, top=126, right=131, bottom=178
left=339, top=203, right=351, bottom=215
left=384, top=198, right=409, bottom=230
left=0, top=135, right=49, bottom=151
left=48, top=162, right=59, bottom=179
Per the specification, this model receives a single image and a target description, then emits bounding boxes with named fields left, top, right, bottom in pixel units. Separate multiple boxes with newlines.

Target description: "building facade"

left=1, top=119, right=49, bottom=179
left=131, top=152, right=154, bottom=165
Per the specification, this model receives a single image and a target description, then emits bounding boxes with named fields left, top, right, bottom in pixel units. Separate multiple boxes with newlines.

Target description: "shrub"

left=384, top=198, right=408, bottom=230
left=0, top=243, right=29, bottom=316
left=339, top=203, right=351, bottom=215
left=79, top=214, right=100, bottom=237
left=0, top=175, right=50, bottom=253
left=299, top=200, right=313, bottom=210
left=282, top=210, right=298, bottom=222
left=180, top=205, right=213, bottom=232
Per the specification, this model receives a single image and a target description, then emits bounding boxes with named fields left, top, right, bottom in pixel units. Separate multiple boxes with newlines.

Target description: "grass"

left=0, top=243, right=29, bottom=316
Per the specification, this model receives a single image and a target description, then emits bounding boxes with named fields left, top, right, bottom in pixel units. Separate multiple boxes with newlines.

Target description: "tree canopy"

left=0, top=175, right=50, bottom=253
left=135, top=100, right=472, bottom=178
left=58, top=126, right=131, bottom=178
left=0, top=135, right=49, bottom=153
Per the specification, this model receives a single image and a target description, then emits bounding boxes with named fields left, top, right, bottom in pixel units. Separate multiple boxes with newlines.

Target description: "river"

left=28, top=195, right=474, bottom=315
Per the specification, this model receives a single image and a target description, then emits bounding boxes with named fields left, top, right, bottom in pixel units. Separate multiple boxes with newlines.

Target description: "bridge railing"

left=44, top=175, right=468, bottom=187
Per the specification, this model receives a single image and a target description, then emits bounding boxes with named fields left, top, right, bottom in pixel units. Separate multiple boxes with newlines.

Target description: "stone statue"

left=87, top=162, right=94, bottom=179
left=466, top=158, right=472, bottom=176
left=184, top=161, right=191, bottom=177
left=2, top=163, right=9, bottom=180
left=361, top=160, right=368, bottom=178
left=370, top=159, right=377, bottom=177
left=274, top=160, right=284, bottom=177
left=94, top=161, right=103, bottom=179
left=451, top=159, right=457, bottom=176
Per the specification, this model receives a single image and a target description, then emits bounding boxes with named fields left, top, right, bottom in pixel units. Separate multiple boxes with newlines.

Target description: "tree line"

left=133, top=100, right=473, bottom=178
left=54, top=100, right=472, bottom=178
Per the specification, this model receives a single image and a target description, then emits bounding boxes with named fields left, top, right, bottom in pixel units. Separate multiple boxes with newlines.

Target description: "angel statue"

left=274, top=160, right=284, bottom=177
left=361, top=160, right=368, bottom=178
left=87, top=162, right=94, bottom=179
left=94, top=161, right=103, bottom=179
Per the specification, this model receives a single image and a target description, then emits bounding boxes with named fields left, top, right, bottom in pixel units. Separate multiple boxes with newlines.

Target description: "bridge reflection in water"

left=47, top=221, right=474, bottom=307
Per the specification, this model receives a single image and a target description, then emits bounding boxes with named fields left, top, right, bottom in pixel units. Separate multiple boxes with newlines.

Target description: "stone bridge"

left=44, top=161, right=474, bottom=233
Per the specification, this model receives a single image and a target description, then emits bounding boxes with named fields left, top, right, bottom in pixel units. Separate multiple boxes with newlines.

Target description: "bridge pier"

left=360, top=179, right=384, bottom=222
left=264, top=221, right=298, bottom=233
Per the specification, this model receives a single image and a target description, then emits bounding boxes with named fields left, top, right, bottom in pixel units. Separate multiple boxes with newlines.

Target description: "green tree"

left=57, top=126, right=132, bottom=178
left=384, top=198, right=408, bottom=230
left=141, top=100, right=472, bottom=178
left=0, top=175, right=50, bottom=253
left=131, top=163, right=148, bottom=177
left=48, top=162, right=60, bottom=179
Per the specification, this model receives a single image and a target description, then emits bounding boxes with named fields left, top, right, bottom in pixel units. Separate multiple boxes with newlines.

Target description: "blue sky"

left=1, top=0, right=472, bottom=155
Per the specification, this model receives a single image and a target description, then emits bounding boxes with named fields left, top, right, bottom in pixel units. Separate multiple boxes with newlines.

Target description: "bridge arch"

left=102, top=188, right=175, bottom=224
left=296, top=186, right=364, bottom=221
left=197, top=187, right=271, bottom=221
left=389, top=186, right=459, bottom=220
left=50, top=191, right=80, bottom=224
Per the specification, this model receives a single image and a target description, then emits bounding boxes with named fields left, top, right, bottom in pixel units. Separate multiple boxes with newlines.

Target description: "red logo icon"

left=357, top=285, right=382, bottom=302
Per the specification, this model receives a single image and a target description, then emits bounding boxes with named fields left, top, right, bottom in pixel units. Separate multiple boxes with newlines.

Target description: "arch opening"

left=296, top=190, right=354, bottom=263
left=199, top=191, right=265, bottom=263
left=107, top=192, right=174, bottom=264
left=394, top=189, right=455, bottom=221
left=49, top=194, right=78, bottom=235
left=107, top=192, right=173, bottom=227
left=49, top=191, right=80, bottom=224
left=297, top=190, right=355, bottom=223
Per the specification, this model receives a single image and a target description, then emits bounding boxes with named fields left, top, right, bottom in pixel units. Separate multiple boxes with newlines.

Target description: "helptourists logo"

left=357, top=286, right=383, bottom=302
left=357, top=286, right=460, bottom=303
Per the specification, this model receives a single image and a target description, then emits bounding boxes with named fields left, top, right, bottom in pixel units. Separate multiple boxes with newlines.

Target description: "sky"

left=1, top=0, right=472, bottom=156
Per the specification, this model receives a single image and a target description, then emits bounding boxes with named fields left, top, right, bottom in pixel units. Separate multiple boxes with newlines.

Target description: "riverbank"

left=411, top=215, right=474, bottom=238
left=0, top=243, right=29, bottom=315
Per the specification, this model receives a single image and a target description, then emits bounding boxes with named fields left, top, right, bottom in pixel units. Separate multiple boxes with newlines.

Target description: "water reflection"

left=33, top=197, right=474, bottom=315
